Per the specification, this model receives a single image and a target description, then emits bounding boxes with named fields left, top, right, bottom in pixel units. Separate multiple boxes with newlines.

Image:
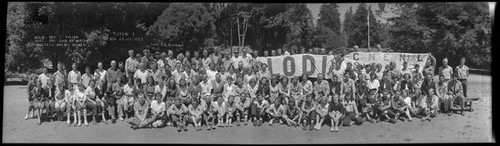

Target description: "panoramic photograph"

left=4, top=2, right=494, bottom=143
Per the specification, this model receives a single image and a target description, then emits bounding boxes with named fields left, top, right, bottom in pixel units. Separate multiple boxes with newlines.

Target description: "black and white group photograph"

left=4, top=2, right=494, bottom=143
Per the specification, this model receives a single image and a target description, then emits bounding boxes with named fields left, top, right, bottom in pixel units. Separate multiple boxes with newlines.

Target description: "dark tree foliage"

left=388, top=2, right=491, bottom=68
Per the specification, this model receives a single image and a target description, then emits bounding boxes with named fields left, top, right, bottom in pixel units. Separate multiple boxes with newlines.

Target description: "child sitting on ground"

left=314, top=97, right=329, bottom=131
left=266, top=97, right=286, bottom=126
left=235, top=92, right=251, bottom=126
left=301, top=94, right=317, bottom=131
left=284, top=98, right=301, bottom=127
left=328, top=94, right=345, bottom=132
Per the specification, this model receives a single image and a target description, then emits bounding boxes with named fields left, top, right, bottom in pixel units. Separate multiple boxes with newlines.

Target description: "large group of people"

left=25, top=47, right=469, bottom=132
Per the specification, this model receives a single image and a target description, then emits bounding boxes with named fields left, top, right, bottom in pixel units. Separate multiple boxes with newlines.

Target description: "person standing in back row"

left=439, top=57, right=453, bottom=84
left=455, top=57, right=469, bottom=98
left=125, top=50, right=139, bottom=79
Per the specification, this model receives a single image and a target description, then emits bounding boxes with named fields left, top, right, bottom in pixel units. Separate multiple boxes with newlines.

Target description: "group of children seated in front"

left=25, top=48, right=468, bottom=132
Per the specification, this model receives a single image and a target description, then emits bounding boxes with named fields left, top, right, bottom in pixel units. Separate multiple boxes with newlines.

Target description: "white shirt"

left=123, top=84, right=135, bottom=96
left=154, top=85, right=167, bottom=99
left=206, top=69, right=218, bottom=82
left=38, top=73, right=51, bottom=89
left=68, top=70, right=81, bottom=84
left=150, top=100, right=166, bottom=115
left=200, top=81, right=213, bottom=96
left=231, top=56, right=243, bottom=69
left=65, top=90, right=74, bottom=103
left=94, top=69, right=107, bottom=84
left=134, top=69, right=149, bottom=84
left=75, top=89, right=86, bottom=102
left=366, top=79, right=380, bottom=90
left=157, top=59, right=165, bottom=70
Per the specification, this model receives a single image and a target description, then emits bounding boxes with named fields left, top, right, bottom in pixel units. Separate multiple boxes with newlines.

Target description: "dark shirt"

left=329, top=102, right=345, bottom=113
left=330, top=81, right=341, bottom=95
left=421, top=79, right=437, bottom=96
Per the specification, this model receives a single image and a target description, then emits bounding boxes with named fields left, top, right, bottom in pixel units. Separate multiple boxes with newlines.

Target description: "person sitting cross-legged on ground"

left=225, top=95, right=237, bottom=127
left=328, top=94, right=345, bottom=132
left=417, top=88, right=439, bottom=121
left=283, top=98, right=301, bottom=127
left=149, top=93, right=167, bottom=128
left=251, top=91, right=269, bottom=126
left=301, top=94, right=317, bottom=131
left=377, top=90, right=398, bottom=123
left=167, top=97, right=189, bottom=132
left=392, top=91, right=412, bottom=122
left=129, top=93, right=165, bottom=129
left=213, top=96, right=227, bottom=127
left=234, top=92, right=251, bottom=126
left=188, top=98, right=204, bottom=131
left=127, top=93, right=151, bottom=130
left=342, top=91, right=363, bottom=126
left=266, top=96, right=286, bottom=126
left=314, top=96, right=329, bottom=131
left=363, top=89, right=379, bottom=123
left=202, top=95, right=217, bottom=130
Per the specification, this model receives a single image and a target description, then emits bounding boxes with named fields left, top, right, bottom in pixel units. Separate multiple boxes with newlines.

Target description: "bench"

left=463, top=97, right=480, bottom=112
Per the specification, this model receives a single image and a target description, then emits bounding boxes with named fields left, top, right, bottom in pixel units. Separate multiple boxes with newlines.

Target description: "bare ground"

left=2, top=74, right=494, bottom=143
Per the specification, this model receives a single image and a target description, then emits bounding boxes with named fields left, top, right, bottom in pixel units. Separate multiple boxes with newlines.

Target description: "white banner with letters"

left=256, top=52, right=433, bottom=78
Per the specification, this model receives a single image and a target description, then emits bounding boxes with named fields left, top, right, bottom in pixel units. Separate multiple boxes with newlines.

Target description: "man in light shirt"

left=134, top=63, right=149, bottom=85
left=39, top=67, right=52, bottom=97
left=206, top=62, right=218, bottom=82
left=157, top=52, right=167, bottom=72
left=439, top=57, right=453, bottom=83
left=166, top=50, right=177, bottom=68
left=401, top=62, right=412, bottom=77
left=125, top=50, right=138, bottom=78
left=53, top=62, right=66, bottom=92
left=81, top=66, right=93, bottom=88
left=141, top=49, right=150, bottom=67
left=68, top=63, right=81, bottom=89
left=231, top=49, right=243, bottom=70
left=106, top=60, right=119, bottom=91
left=94, top=62, right=107, bottom=87
left=455, top=57, right=469, bottom=97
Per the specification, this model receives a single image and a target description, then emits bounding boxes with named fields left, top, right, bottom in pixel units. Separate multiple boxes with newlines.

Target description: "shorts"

left=54, top=100, right=66, bottom=109
left=226, top=110, right=235, bottom=118
left=171, top=114, right=188, bottom=122
left=44, top=100, right=53, bottom=110
left=329, top=111, right=343, bottom=121
left=302, top=110, right=317, bottom=121
left=75, top=102, right=86, bottom=111
left=28, top=100, right=35, bottom=108
left=152, top=120, right=164, bottom=128
left=343, top=112, right=363, bottom=125
left=34, top=100, right=45, bottom=109
left=203, top=112, right=215, bottom=121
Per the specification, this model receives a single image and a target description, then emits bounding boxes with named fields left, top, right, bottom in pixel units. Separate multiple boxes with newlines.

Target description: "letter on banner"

left=302, top=55, right=315, bottom=76
left=283, top=56, right=295, bottom=76
left=267, top=58, right=273, bottom=75
left=321, top=56, right=327, bottom=75
left=369, top=53, right=376, bottom=61
left=384, top=53, right=390, bottom=61
left=353, top=53, right=359, bottom=61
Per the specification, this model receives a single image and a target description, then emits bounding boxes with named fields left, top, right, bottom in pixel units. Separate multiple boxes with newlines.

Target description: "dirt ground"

left=2, top=74, right=494, bottom=143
